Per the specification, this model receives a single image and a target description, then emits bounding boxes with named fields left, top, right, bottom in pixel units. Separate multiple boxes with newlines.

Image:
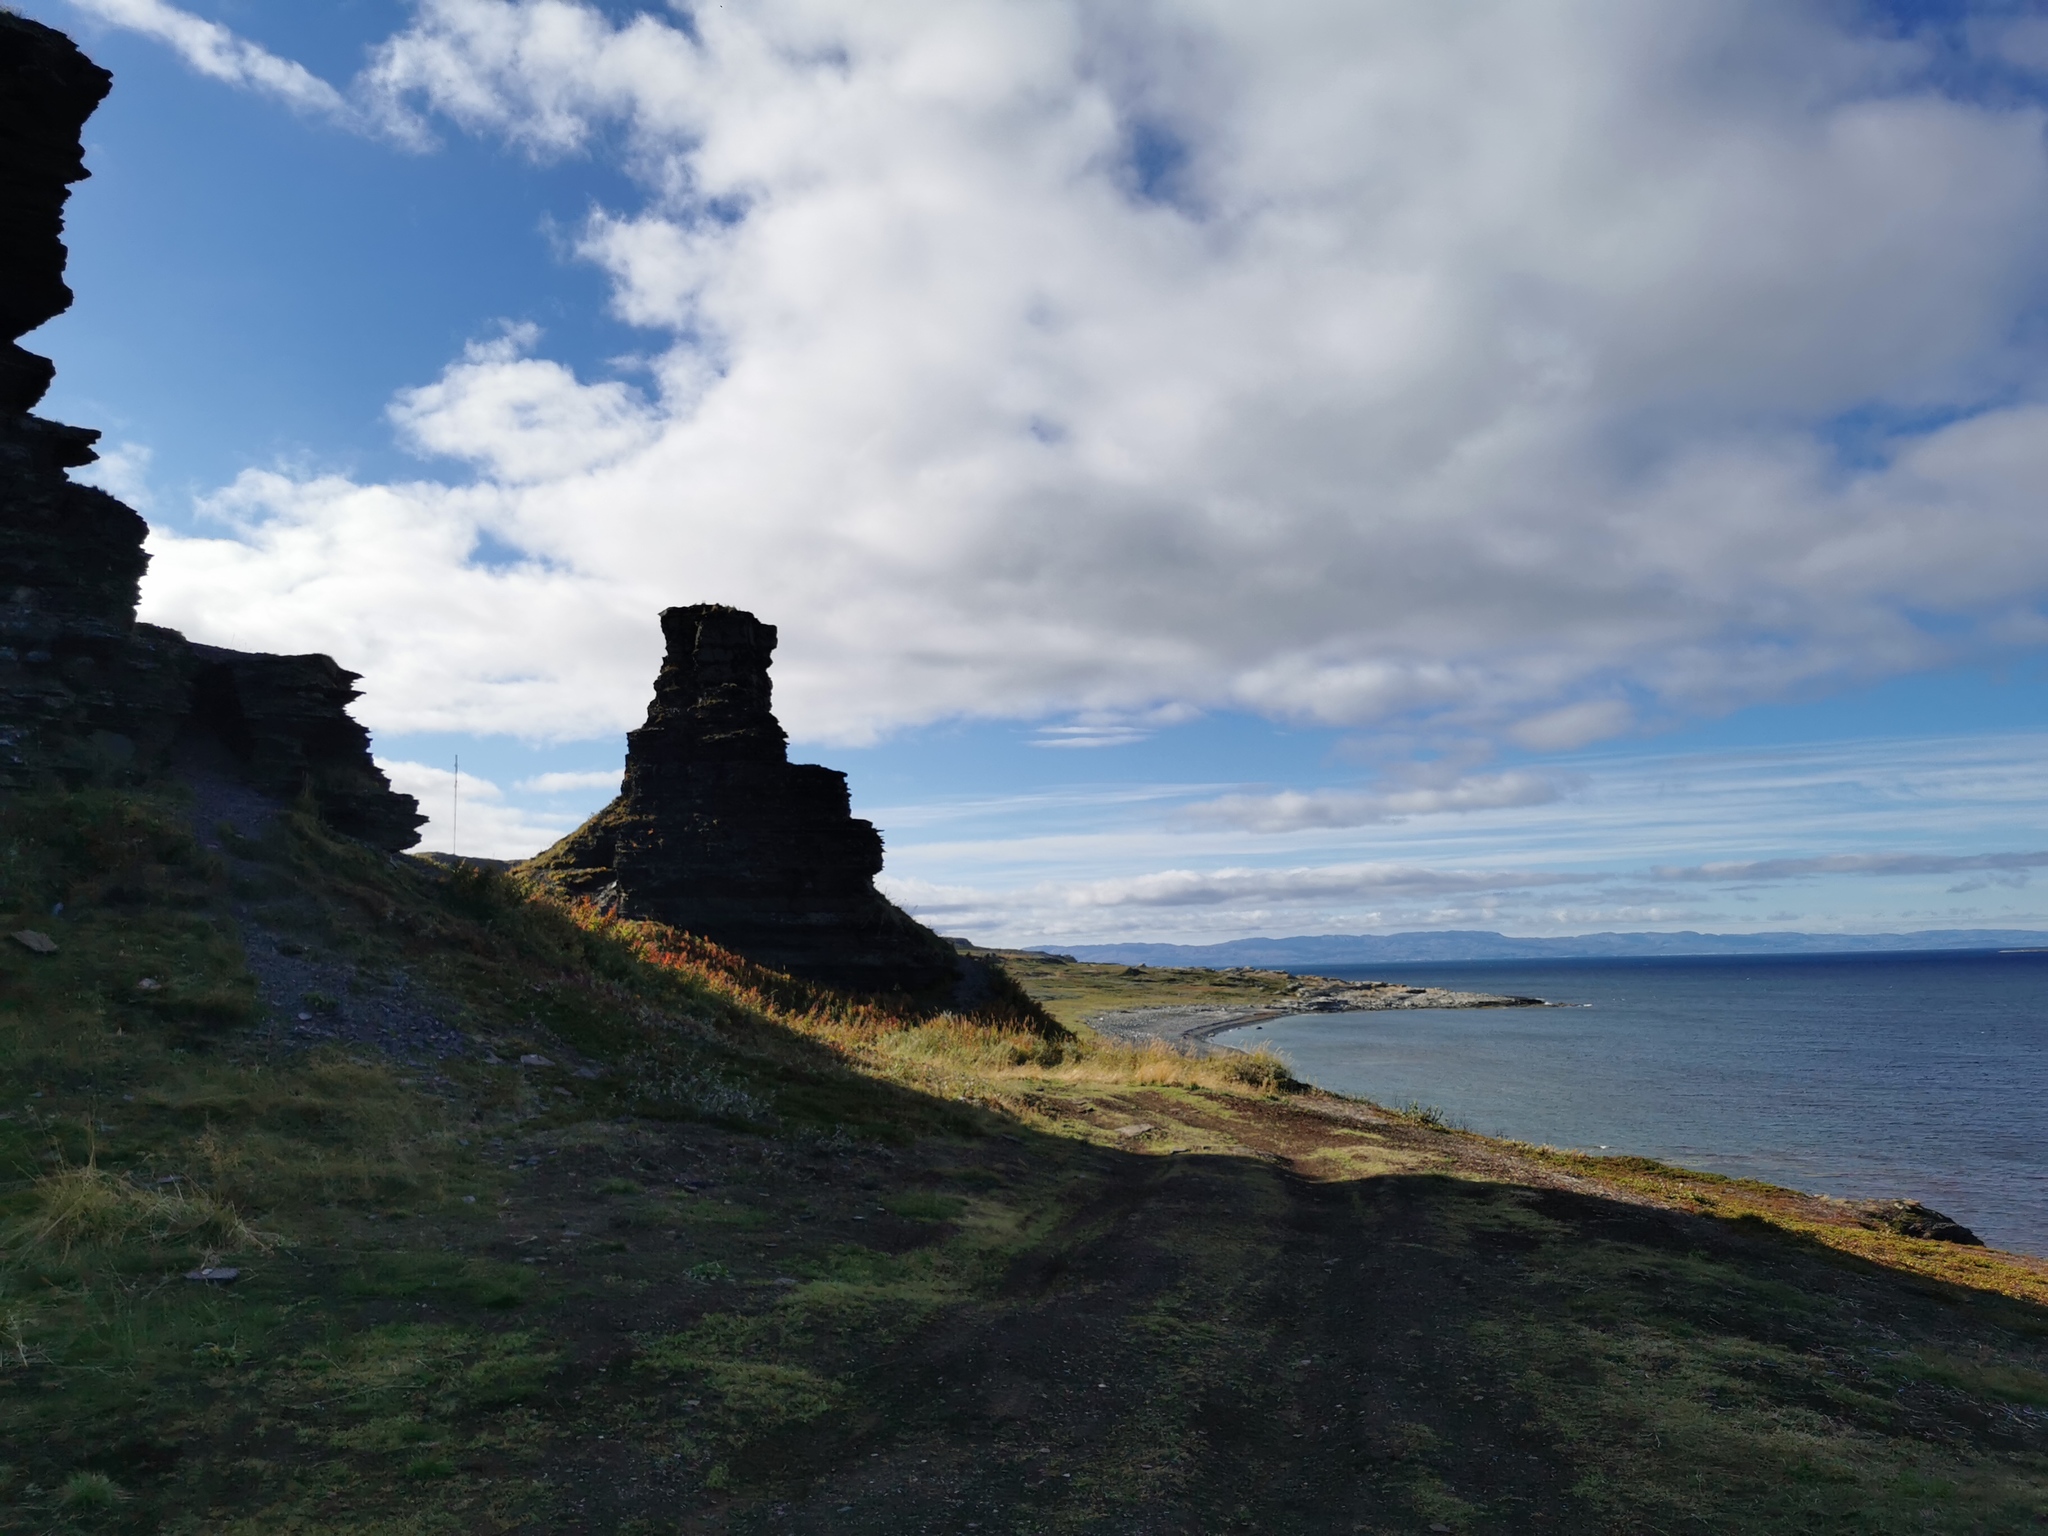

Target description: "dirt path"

left=493, top=1109, right=1604, bottom=1534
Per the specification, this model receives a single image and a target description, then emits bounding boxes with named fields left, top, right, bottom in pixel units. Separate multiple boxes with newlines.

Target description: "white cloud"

left=1980, top=16, right=2048, bottom=74
left=1509, top=701, right=1635, bottom=754
left=1651, top=850, right=2048, bottom=883
left=66, top=0, right=357, bottom=123
left=1188, top=771, right=1566, bottom=833
left=516, top=768, right=621, bottom=794
left=872, top=733, right=2048, bottom=943
left=71, top=440, right=154, bottom=511
left=104, top=1, right=2048, bottom=759
left=378, top=758, right=584, bottom=859
left=388, top=324, right=663, bottom=483
left=140, top=470, right=659, bottom=739
left=1055, top=863, right=1589, bottom=909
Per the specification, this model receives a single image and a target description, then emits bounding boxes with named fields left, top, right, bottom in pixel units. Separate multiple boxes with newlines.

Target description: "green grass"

left=0, top=783, right=2042, bottom=1532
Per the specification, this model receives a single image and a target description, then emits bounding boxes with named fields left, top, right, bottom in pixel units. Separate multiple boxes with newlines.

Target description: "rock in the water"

left=528, top=604, right=961, bottom=996
left=0, top=16, right=423, bottom=850
left=1859, top=1199, right=1983, bottom=1246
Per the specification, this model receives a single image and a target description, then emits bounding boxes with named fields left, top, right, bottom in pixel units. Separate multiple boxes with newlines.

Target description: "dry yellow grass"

left=8, top=1158, right=276, bottom=1260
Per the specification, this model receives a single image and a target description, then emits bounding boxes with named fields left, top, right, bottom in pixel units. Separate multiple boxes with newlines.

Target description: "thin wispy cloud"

left=68, top=0, right=358, bottom=124
left=1188, top=772, right=1567, bottom=832
left=875, top=734, right=2048, bottom=942
left=1651, top=851, right=2048, bottom=883
left=1057, top=864, right=1590, bottom=909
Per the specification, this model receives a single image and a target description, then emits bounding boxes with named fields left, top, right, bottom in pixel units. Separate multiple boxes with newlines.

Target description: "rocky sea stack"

left=0, top=13, right=422, bottom=849
left=527, top=605, right=962, bottom=996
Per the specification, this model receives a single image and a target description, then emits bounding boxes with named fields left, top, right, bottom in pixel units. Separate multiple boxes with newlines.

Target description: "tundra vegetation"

left=1, top=786, right=2044, bottom=1533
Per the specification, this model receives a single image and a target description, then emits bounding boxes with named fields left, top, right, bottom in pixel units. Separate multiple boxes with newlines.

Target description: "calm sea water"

left=1214, top=950, right=2048, bottom=1256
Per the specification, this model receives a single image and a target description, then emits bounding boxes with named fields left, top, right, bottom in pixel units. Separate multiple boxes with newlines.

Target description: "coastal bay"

left=1217, top=950, right=2048, bottom=1256
left=1082, top=972, right=1545, bottom=1052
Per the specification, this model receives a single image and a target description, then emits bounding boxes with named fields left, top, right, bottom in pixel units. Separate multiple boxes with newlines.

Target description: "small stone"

left=574, top=1066, right=602, bottom=1080
left=184, top=1267, right=240, bottom=1284
left=297, top=1011, right=312, bottom=1022
left=135, top=977, right=160, bottom=991
left=10, top=930, right=57, bottom=954
left=1115, top=1123, right=1154, bottom=1138
left=519, top=1054, right=553, bottom=1067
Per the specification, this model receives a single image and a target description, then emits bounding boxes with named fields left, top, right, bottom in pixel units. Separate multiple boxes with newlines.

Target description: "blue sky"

left=16, top=0, right=2048, bottom=944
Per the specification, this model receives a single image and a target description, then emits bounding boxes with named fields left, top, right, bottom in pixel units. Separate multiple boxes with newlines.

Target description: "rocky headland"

left=0, top=12, right=423, bottom=850
left=1084, top=970, right=1544, bottom=1052
left=523, top=604, right=966, bottom=996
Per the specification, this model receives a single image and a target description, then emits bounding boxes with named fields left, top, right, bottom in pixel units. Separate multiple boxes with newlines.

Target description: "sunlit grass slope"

left=0, top=785, right=2043, bottom=1533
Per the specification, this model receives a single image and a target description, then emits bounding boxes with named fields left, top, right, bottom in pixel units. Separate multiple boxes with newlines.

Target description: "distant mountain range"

left=1033, top=929, right=2048, bottom=966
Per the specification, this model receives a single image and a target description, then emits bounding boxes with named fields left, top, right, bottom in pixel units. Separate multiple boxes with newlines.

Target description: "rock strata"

left=0, top=15, right=422, bottom=849
left=527, top=605, right=960, bottom=995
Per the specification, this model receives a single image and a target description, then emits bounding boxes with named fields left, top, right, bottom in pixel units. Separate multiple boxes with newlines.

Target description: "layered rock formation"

left=528, top=605, right=960, bottom=995
left=0, top=15, right=422, bottom=849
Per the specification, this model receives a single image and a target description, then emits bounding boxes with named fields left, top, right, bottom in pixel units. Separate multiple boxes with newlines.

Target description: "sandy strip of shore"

left=1085, top=982, right=1543, bottom=1055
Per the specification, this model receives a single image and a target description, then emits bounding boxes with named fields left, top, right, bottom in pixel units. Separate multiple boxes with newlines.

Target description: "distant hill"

left=1036, top=929, right=2048, bottom=966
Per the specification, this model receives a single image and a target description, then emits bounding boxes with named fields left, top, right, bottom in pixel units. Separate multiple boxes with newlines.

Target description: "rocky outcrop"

left=1858, top=1199, right=1983, bottom=1246
left=183, top=645, right=426, bottom=848
left=0, top=12, right=106, bottom=416
left=0, top=15, right=422, bottom=850
left=527, top=605, right=960, bottom=995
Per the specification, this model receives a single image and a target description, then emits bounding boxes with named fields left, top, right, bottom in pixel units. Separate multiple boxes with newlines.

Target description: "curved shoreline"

left=1084, top=977, right=1545, bottom=1054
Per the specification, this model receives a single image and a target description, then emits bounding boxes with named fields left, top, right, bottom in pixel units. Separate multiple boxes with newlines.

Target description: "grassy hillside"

left=979, top=950, right=1297, bottom=1030
left=1, top=786, right=2044, bottom=1533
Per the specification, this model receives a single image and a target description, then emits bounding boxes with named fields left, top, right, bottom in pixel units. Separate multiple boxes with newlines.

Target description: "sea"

left=1213, top=949, right=2048, bottom=1256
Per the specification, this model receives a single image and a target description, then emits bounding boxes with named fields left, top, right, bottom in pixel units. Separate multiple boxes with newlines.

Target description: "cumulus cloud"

left=140, top=470, right=660, bottom=739
left=94, top=1, right=2048, bottom=753
left=379, top=758, right=585, bottom=858
left=71, top=440, right=155, bottom=512
left=389, top=325, right=663, bottom=483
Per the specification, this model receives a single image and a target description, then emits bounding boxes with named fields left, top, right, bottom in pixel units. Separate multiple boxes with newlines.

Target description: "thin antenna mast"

left=453, top=754, right=459, bottom=859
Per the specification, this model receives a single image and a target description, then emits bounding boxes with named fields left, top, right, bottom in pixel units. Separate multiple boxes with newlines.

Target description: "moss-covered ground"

left=1, top=786, right=2044, bottom=1532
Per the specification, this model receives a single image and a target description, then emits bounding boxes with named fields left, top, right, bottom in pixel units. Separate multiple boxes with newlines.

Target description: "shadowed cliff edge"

left=0, top=11, right=423, bottom=850
left=523, top=604, right=973, bottom=1000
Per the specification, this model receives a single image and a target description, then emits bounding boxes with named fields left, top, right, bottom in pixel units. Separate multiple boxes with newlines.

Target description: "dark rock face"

left=529, top=605, right=960, bottom=995
left=0, top=13, right=107, bottom=416
left=1859, top=1199, right=1984, bottom=1247
left=184, top=645, right=427, bottom=849
left=0, top=16, right=422, bottom=850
